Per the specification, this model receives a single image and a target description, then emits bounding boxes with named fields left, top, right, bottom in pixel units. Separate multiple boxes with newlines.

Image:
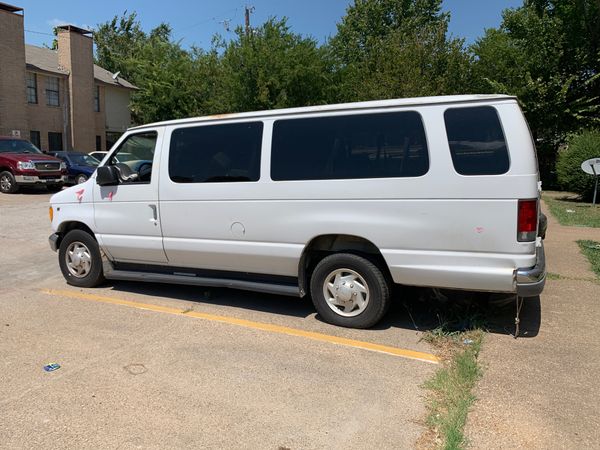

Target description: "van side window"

left=270, top=111, right=429, bottom=181
left=444, top=106, right=510, bottom=175
left=107, top=132, right=158, bottom=184
left=169, top=122, right=263, bottom=183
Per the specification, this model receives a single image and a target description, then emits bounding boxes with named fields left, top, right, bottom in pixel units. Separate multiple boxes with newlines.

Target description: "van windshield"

left=0, top=139, right=43, bottom=154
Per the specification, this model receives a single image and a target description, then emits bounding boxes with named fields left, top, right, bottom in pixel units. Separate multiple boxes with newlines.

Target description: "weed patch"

left=577, top=240, right=600, bottom=278
left=544, top=196, right=600, bottom=228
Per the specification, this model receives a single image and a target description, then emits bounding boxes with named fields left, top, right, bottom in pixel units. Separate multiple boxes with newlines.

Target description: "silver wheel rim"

left=323, top=268, right=370, bottom=317
left=0, top=174, right=12, bottom=191
left=76, top=175, right=87, bottom=184
left=65, top=241, right=92, bottom=278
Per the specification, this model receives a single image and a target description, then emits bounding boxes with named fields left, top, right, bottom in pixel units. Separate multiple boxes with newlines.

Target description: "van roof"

left=129, top=94, right=517, bottom=130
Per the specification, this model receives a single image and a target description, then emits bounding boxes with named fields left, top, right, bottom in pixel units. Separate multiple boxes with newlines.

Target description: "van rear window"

left=271, top=111, right=429, bottom=181
left=169, top=122, right=263, bottom=183
left=444, top=106, right=510, bottom=175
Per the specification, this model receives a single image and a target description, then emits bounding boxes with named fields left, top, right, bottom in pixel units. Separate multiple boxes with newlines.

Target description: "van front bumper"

left=515, top=243, right=546, bottom=297
left=49, top=233, right=60, bottom=252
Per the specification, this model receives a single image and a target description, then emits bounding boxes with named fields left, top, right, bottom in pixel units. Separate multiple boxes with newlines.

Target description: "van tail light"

left=517, top=199, right=538, bottom=242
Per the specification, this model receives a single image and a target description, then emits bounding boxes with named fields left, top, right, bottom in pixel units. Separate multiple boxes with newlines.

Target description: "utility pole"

left=245, top=5, right=254, bottom=36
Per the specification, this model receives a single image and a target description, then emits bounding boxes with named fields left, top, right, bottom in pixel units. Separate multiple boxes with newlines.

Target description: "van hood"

left=50, top=178, right=94, bottom=205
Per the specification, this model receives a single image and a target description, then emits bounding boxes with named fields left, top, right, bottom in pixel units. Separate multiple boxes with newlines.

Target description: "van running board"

left=104, top=269, right=301, bottom=297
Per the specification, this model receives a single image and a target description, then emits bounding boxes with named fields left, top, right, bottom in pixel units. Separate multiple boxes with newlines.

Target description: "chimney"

left=0, top=2, right=28, bottom=138
left=57, top=24, right=95, bottom=151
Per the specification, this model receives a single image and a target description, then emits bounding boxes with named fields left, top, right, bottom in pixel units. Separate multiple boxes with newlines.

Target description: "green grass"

left=578, top=240, right=600, bottom=278
left=422, top=329, right=484, bottom=450
left=544, top=196, right=600, bottom=227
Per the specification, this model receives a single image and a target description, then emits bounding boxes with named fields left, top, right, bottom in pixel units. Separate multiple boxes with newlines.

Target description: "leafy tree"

left=471, top=0, right=600, bottom=185
left=556, top=130, right=600, bottom=200
left=330, top=0, right=448, bottom=65
left=218, top=18, right=330, bottom=112
left=329, top=0, right=471, bottom=103
left=95, top=12, right=221, bottom=123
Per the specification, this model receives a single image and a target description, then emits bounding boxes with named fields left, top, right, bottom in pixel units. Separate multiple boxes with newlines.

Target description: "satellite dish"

left=111, top=71, right=120, bottom=80
left=581, top=158, right=600, bottom=175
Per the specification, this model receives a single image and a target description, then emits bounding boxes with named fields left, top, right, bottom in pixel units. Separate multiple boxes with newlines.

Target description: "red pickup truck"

left=0, top=137, right=67, bottom=193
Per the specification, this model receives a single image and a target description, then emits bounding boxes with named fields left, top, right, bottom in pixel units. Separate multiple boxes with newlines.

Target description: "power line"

left=24, top=29, right=55, bottom=37
left=175, top=5, right=242, bottom=36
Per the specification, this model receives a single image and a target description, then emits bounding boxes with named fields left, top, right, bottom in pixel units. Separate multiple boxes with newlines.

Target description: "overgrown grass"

left=578, top=240, right=600, bottom=278
left=421, top=326, right=484, bottom=449
left=544, top=196, right=600, bottom=227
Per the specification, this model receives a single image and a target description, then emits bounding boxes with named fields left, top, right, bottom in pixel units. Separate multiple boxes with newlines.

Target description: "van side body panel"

left=157, top=99, right=540, bottom=294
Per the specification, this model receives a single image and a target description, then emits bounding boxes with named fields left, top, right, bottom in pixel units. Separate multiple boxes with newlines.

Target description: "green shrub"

left=556, top=130, right=600, bottom=200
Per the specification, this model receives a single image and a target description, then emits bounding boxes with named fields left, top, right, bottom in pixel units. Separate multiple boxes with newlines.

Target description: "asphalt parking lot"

left=0, top=189, right=439, bottom=449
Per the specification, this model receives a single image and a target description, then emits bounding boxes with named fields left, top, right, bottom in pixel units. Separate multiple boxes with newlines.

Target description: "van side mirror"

left=96, top=165, right=119, bottom=186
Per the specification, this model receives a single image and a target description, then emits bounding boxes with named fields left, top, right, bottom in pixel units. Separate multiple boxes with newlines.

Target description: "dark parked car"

left=49, top=151, right=100, bottom=185
left=0, top=136, right=66, bottom=193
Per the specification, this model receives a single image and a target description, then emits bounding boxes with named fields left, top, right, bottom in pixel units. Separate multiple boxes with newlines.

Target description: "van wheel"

left=310, top=253, right=390, bottom=328
left=0, top=171, right=18, bottom=193
left=58, top=230, right=105, bottom=288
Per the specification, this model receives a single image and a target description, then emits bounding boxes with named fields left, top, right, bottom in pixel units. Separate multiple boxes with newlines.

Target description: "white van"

left=48, top=95, right=546, bottom=328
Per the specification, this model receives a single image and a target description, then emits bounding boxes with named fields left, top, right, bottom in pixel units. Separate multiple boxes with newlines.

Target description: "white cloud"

left=46, top=18, right=93, bottom=31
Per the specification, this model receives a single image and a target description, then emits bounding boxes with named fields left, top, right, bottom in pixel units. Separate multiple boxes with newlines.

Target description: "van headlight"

left=17, top=161, right=35, bottom=170
left=60, top=162, right=67, bottom=170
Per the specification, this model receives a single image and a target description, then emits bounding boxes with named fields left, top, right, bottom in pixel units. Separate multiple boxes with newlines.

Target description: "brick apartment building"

left=0, top=2, right=136, bottom=153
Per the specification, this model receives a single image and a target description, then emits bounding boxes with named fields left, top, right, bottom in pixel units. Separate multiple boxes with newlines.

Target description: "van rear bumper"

left=383, top=245, right=544, bottom=295
left=515, top=243, right=546, bottom=297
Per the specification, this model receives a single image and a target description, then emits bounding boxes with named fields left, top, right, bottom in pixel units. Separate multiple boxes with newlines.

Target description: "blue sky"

left=19, top=0, right=523, bottom=49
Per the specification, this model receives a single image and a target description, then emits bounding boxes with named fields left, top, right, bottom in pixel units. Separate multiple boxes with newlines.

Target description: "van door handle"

left=148, top=204, right=158, bottom=225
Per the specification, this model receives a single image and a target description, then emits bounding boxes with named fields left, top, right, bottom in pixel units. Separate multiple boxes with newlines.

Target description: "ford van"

left=48, top=95, right=546, bottom=328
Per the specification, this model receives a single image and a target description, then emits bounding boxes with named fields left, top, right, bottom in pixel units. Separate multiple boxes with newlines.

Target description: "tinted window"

left=169, top=122, right=263, bottom=183
left=444, top=106, right=510, bottom=175
left=271, top=111, right=429, bottom=181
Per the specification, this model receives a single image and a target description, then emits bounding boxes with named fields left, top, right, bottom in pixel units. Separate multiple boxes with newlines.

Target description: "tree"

left=217, top=18, right=330, bottom=112
left=330, top=0, right=448, bottom=65
left=95, top=12, right=221, bottom=124
left=471, top=0, right=600, bottom=185
left=329, top=0, right=472, bottom=103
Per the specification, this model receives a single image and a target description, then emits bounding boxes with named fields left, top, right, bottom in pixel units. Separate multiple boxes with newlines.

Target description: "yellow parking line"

left=41, top=288, right=439, bottom=364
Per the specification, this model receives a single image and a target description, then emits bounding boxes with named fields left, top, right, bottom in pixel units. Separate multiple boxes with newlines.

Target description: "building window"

left=48, top=132, right=63, bottom=151
left=45, top=76, right=60, bottom=106
left=30, top=131, right=41, bottom=149
left=96, top=135, right=102, bottom=151
left=26, top=72, right=37, bottom=104
left=106, top=132, right=122, bottom=150
left=94, top=85, right=100, bottom=112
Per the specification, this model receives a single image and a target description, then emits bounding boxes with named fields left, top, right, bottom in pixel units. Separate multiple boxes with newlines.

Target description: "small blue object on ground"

left=43, top=363, right=61, bottom=372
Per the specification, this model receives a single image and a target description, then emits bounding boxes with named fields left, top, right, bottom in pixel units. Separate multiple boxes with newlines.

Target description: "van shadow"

left=107, top=282, right=541, bottom=338
left=375, top=287, right=541, bottom=338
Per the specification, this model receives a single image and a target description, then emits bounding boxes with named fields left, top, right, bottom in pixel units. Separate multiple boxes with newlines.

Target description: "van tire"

left=310, top=253, right=390, bottom=328
left=58, top=230, right=105, bottom=288
left=0, top=171, right=18, bottom=194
